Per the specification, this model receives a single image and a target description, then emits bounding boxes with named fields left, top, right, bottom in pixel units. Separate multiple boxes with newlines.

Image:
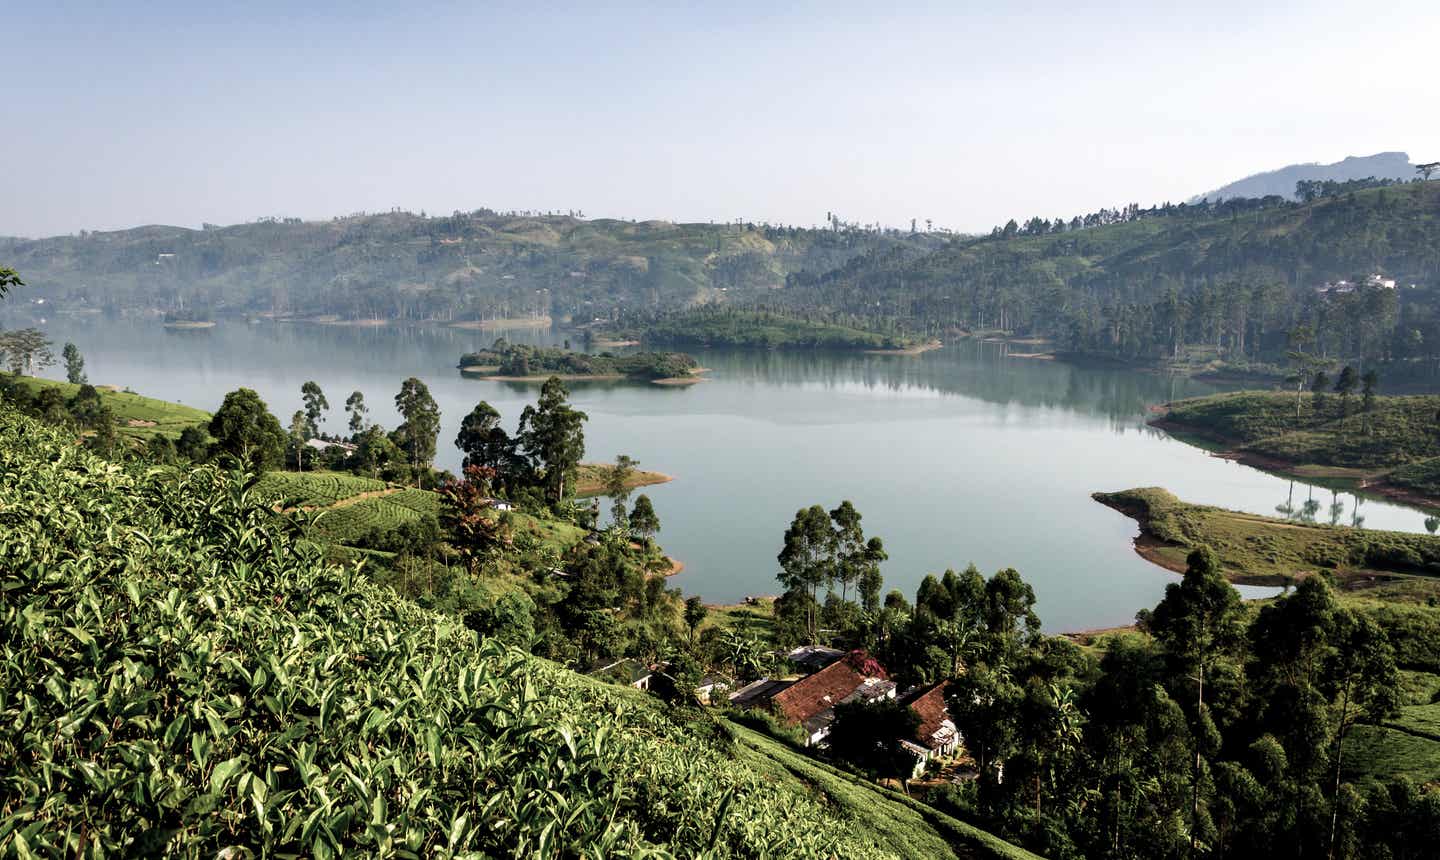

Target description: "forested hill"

left=782, top=180, right=1440, bottom=368
left=0, top=211, right=935, bottom=323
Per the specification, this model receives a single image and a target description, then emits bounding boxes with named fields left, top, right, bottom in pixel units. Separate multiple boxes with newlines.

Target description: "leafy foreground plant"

left=0, top=404, right=895, bottom=858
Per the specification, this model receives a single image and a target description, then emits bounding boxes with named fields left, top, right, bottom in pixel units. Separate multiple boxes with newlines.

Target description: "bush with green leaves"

left=0, top=400, right=909, bottom=858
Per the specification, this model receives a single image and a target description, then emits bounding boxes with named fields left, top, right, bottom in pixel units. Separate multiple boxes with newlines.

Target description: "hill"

left=0, top=398, right=1034, bottom=858
left=1190, top=151, right=1416, bottom=202
left=0, top=212, right=933, bottom=325
left=1155, top=390, right=1440, bottom=506
left=781, top=180, right=1440, bottom=371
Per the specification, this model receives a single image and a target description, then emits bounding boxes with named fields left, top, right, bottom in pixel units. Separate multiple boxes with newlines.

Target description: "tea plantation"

left=0, top=402, right=1028, bottom=858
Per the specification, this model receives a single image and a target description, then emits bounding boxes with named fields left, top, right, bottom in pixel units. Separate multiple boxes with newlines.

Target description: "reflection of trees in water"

left=697, top=341, right=1226, bottom=422
left=1278, top=483, right=1366, bottom=528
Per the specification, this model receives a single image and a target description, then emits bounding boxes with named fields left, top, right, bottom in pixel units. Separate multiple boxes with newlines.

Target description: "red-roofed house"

left=898, top=681, right=960, bottom=778
left=770, top=650, right=893, bottom=746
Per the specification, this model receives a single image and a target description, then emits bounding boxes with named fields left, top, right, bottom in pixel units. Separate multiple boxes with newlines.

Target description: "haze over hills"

left=1190, top=151, right=1416, bottom=202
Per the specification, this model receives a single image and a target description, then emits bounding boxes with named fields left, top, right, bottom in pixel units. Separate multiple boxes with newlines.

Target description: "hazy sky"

left=6, top=1, right=1437, bottom=238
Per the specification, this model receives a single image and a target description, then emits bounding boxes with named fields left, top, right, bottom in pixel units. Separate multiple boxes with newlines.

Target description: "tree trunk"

left=1328, top=681, right=1352, bottom=860
left=1193, top=660, right=1204, bottom=854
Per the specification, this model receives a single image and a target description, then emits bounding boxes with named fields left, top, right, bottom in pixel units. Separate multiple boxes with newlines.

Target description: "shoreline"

left=448, top=316, right=552, bottom=330
left=1149, top=413, right=1440, bottom=512
left=863, top=339, right=943, bottom=356
left=574, top=466, right=674, bottom=497
left=162, top=320, right=216, bottom=329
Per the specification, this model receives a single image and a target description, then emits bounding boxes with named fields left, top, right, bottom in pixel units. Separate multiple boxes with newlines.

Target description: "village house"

left=767, top=651, right=894, bottom=747
left=592, top=658, right=659, bottom=691
left=786, top=644, right=845, bottom=673
left=304, top=438, right=357, bottom=456
left=897, top=681, right=961, bottom=779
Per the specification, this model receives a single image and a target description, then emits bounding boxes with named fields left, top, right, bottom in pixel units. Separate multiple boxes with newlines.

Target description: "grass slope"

left=4, top=400, right=1039, bottom=858
left=1093, top=487, right=1440, bottom=585
left=10, top=375, right=210, bottom=440
left=725, top=722, right=1043, bottom=860
left=1160, top=391, right=1440, bottom=498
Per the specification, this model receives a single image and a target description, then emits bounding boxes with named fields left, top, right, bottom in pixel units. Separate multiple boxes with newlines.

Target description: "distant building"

left=305, top=438, right=357, bottom=455
left=1316, top=273, right=1396, bottom=295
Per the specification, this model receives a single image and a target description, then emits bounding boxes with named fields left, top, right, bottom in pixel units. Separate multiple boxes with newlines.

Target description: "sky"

left=5, top=1, right=1438, bottom=238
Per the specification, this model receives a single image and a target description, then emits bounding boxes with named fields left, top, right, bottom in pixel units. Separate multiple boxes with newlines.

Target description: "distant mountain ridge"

left=1191, top=151, right=1415, bottom=202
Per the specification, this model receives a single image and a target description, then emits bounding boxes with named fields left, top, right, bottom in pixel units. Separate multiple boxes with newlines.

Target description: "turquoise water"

left=27, top=318, right=1433, bottom=631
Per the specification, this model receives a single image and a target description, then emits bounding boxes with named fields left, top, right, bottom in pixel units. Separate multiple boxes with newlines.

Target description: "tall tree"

left=828, top=500, right=867, bottom=604
left=288, top=411, right=309, bottom=472
left=629, top=494, right=660, bottom=547
left=344, top=390, right=368, bottom=435
left=518, top=377, right=587, bottom=503
left=393, top=377, right=440, bottom=484
left=0, top=328, right=55, bottom=375
left=207, top=388, right=286, bottom=472
left=1324, top=611, right=1400, bottom=859
left=1333, top=365, right=1358, bottom=417
left=61, top=343, right=86, bottom=384
left=777, top=504, right=834, bottom=643
left=301, top=381, right=329, bottom=437
left=455, top=401, right=511, bottom=471
left=1136, top=546, right=1246, bottom=852
left=606, top=454, right=640, bottom=528
left=683, top=595, right=708, bottom=646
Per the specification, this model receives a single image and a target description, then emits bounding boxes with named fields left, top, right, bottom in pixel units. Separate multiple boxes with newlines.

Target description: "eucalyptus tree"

left=394, top=377, right=440, bottom=484
left=344, top=390, right=368, bottom=435
left=301, top=381, right=329, bottom=436
left=518, top=377, right=587, bottom=503
left=288, top=411, right=309, bottom=472
left=61, top=343, right=86, bottom=384
left=605, top=454, right=640, bottom=528
left=777, top=504, right=834, bottom=642
left=1137, top=545, right=1246, bottom=852
left=455, top=400, right=510, bottom=471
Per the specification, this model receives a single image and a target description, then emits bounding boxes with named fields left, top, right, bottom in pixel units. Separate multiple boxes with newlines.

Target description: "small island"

left=458, top=340, right=704, bottom=384
left=587, top=308, right=932, bottom=352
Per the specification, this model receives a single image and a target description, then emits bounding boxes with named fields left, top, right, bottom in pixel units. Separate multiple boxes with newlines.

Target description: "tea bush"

left=0, top=402, right=901, bottom=858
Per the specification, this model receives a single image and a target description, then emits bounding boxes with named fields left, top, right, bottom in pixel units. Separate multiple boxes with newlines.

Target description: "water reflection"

left=1279, top=481, right=1368, bottom=528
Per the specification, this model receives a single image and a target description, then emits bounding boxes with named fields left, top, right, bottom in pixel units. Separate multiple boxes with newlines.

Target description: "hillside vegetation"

left=1159, top=390, right=1440, bottom=499
left=5, top=375, right=210, bottom=441
left=593, top=307, right=923, bottom=351
left=1, top=212, right=930, bottom=323
left=0, top=400, right=1036, bottom=858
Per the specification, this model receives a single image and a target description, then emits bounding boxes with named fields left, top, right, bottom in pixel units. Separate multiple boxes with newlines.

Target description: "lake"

left=25, top=316, right=1439, bottom=632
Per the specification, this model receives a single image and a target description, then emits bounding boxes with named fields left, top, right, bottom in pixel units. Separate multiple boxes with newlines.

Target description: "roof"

left=786, top=645, right=845, bottom=672
left=594, top=659, right=653, bottom=685
left=901, top=681, right=957, bottom=751
left=771, top=651, right=888, bottom=727
left=728, top=678, right=793, bottom=708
